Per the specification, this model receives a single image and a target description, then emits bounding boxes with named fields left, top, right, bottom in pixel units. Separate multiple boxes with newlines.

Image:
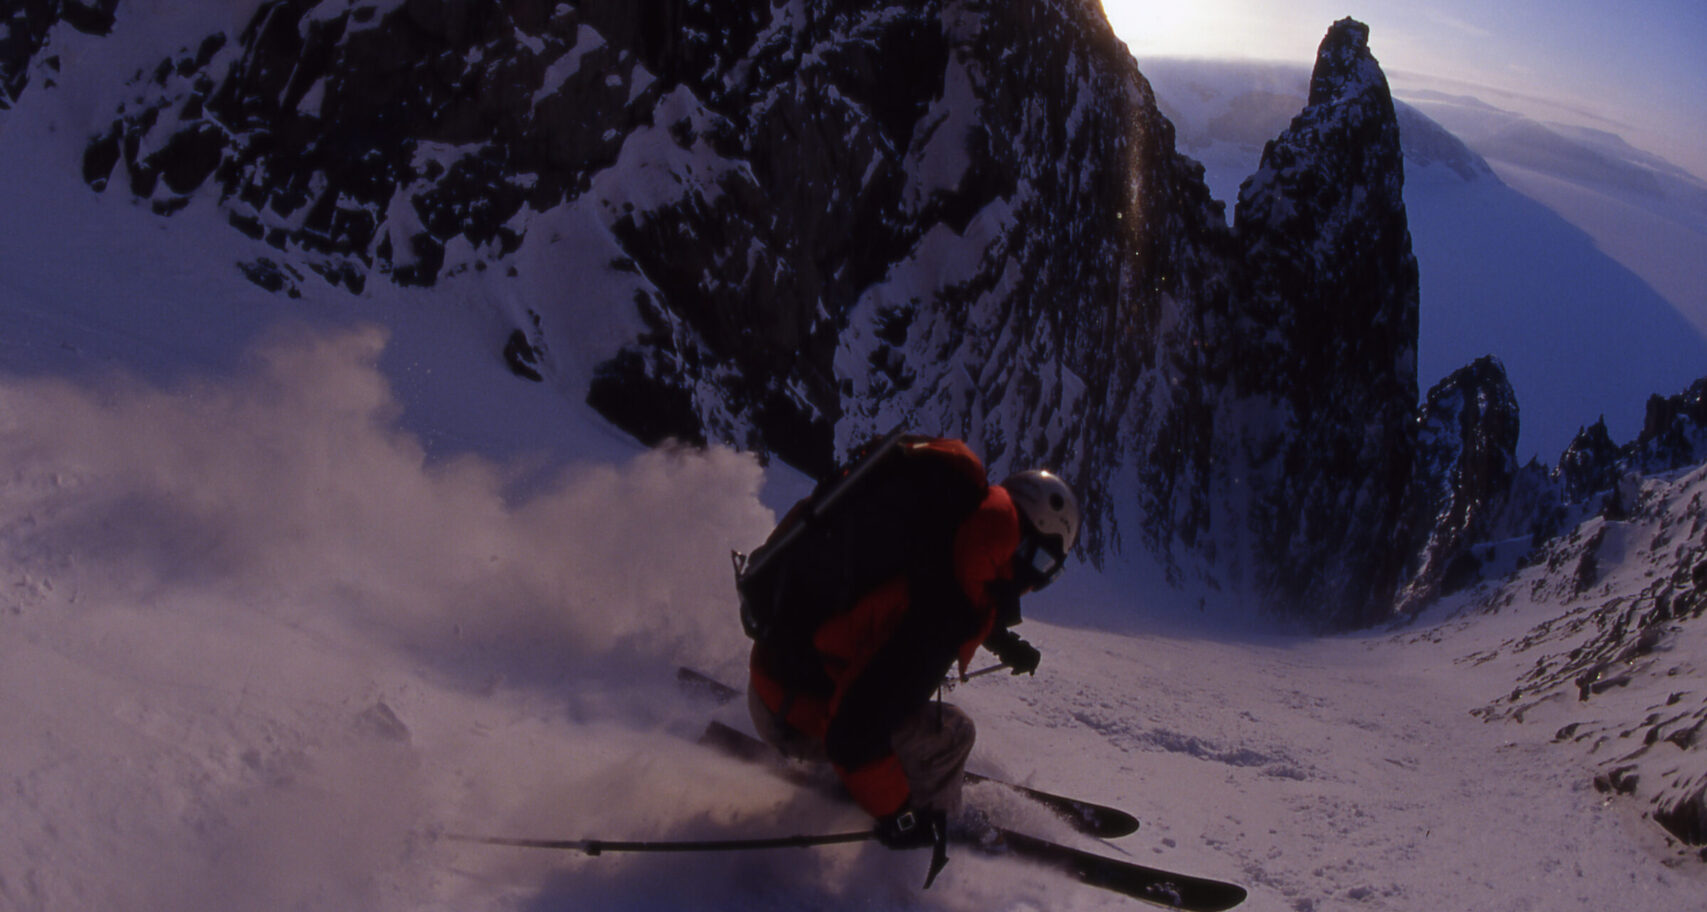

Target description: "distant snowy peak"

left=1399, top=88, right=1707, bottom=230
left=1393, top=101, right=1495, bottom=182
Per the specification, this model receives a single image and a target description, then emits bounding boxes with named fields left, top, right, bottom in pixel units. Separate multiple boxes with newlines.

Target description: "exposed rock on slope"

left=1464, top=464, right=1707, bottom=850
left=1401, top=356, right=1522, bottom=614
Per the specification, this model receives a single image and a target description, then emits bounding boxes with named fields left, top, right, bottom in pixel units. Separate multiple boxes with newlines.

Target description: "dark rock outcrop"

left=1556, top=377, right=1707, bottom=506
left=1559, top=418, right=1623, bottom=502
left=1227, top=18, right=1420, bottom=626
left=1399, top=357, right=1521, bottom=612
left=1632, top=378, right=1707, bottom=475
left=1387, top=370, right=1707, bottom=617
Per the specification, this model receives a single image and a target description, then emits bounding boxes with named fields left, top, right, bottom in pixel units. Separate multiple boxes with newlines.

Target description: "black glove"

left=987, top=628, right=1041, bottom=675
left=873, top=806, right=946, bottom=850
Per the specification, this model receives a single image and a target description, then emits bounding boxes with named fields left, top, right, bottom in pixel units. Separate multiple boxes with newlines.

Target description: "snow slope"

left=3, top=23, right=1707, bottom=912
left=3, top=316, right=1704, bottom=910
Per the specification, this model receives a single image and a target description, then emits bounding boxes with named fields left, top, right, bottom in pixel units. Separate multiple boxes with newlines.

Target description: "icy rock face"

left=1224, top=18, right=1420, bottom=626
left=74, top=0, right=1237, bottom=541
left=1397, top=371, right=1707, bottom=620
left=1469, top=467, right=1707, bottom=850
left=830, top=1, right=1234, bottom=559
left=83, top=1, right=584, bottom=277
left=66, top=4, right=1430, bottom=625
left=1399, top=357, right=1521, bottom=613
left=79, top=0, right=856, bottom=469
left=0, top=0, right=119, bottom=108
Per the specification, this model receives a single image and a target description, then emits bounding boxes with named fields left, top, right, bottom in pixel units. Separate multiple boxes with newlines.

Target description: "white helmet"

left=1001, top=470, right=1080, bottom=590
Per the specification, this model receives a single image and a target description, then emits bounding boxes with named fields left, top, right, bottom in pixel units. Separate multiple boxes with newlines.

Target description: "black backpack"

left=734, top=429, right=988, bottom=653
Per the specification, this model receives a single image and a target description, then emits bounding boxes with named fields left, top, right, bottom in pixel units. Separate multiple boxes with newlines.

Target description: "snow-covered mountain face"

left=7, top=0, right=1405, bottom=624
left=55, top=0, right=1230, bottom=534
left=7, top=1, right=1696, bottom=631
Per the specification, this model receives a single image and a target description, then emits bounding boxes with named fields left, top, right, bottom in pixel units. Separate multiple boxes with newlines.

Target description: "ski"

left=700, top=719, right=1140, bottom=840
left=694, top=720, right=1243, bottom=910
left=679, top=667, right=1141, bottom=839
left=963, top=770, right=1137, bottom=839
left=987, top=827, right=1247, bottom=912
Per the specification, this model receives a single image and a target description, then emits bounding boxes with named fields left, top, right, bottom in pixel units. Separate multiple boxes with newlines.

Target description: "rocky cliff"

left=1224, top=19, right=1420, bottom=625
left=1400, top=357, right=1530, bottom=613
left=16, top=2, right=1492, bottom=627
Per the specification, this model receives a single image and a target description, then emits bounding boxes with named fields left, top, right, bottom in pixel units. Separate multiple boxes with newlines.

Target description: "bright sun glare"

left=1098, top=1, right=1316, bottom=64
left=1101, top=1, right=1201, bottom=52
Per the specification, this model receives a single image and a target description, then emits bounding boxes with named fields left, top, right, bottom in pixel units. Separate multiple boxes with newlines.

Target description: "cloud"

left=1420, top=10, right=1494, bottom=40
left=1, top=323, right=771, bottom=672
left=0, top=324, right=805, bottom=910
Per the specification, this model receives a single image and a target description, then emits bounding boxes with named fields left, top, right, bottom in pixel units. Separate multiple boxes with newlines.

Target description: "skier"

left=743, top=436, right=1080, bottom=853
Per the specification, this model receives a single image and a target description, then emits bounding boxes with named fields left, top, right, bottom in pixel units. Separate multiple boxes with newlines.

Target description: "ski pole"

left=443, top=829, right=874, bottom=856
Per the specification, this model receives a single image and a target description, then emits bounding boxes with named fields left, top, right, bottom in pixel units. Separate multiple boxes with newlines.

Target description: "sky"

left=1100, top=1, right=1707, bottom=180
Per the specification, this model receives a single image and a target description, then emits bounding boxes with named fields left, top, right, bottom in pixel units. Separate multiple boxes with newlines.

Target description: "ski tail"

left=990, top=828, right=1248, bottom=911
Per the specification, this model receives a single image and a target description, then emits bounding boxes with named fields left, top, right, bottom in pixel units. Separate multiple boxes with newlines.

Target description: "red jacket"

left=749, top=438, right=1023, bottom=817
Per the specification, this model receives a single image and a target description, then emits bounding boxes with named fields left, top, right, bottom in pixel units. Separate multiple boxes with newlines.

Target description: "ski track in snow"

left=956, top=618, right=1705, bottom=912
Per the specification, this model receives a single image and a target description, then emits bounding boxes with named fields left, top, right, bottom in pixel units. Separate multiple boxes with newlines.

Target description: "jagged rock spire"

left=1308, top=17, right=1381, bottom=107
left=1229, top=18, right=1420, bottom=627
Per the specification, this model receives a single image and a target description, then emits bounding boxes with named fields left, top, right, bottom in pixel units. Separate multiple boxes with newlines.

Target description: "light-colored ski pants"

left=748, top=687, right=976, bottom=815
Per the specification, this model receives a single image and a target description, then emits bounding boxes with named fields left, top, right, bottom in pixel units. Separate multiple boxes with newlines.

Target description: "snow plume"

left=0, top=324, right=815, bottom=911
